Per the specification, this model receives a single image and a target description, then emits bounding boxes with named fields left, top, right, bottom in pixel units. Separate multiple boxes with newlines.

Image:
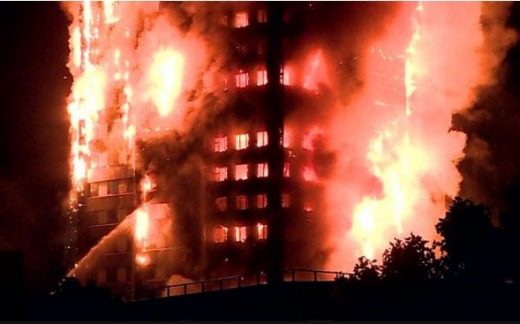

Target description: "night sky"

left=0, top=2, right=70, bottom=294
left=0, top=1, right=520, bottom=296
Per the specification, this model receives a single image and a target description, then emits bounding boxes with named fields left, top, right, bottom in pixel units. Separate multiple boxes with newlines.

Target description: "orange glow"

left=135, top=207, right=149, bottom=248
left=234, top=12, right=249, bottom=28
left=214, top=226, right=228, bottom=243
left=257, top=223, right=268, bottom=240
left=234, top=226, right=247, bottom=242
left=235, top=164, right=249, bottom=180
left=135, top=253, right=151, bottom=266
left=257, top=162, right=269, bottom=178
left=302, top=126, right=324, bottom=151
left=148, top=49, right=185, bottom=116
left=235, top=133, right=249, bottom=150
left=326, top=2, right=492, bottom=269
left=303, top=50, right=327, bottom=91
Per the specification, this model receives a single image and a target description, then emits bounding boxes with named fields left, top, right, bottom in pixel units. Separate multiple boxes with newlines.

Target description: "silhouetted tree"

left=381, top=233, right=438, bottom=283
left=499, top=184, right=520, bottom=282
left=350, top=256, right=381, bottom=283
left=435, top=197, right=502, bottom=282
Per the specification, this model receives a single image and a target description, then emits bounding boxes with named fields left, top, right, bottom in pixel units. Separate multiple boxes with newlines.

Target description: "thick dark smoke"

left=455, top=2, right=520, bottom=218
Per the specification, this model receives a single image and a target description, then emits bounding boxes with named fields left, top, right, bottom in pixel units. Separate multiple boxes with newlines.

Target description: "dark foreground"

left=20, top=280, right=520, bottom=320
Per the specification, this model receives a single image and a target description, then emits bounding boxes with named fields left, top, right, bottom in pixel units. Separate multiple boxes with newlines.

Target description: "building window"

left=282, top=130, right=291, bottom=148
left=257, top=8, right=267, bottom=23
left=257, top=162, right=269, bottom=178
left=99, top=182, right=108, bottom=196
left=108, top=180, right=118, bottom=195
left=235, top=133, right=249, bottom=150
left=234, top=226, right=247, bottom=242
left=97, top=269, right=107, bottom=285
left=214, top=166, right=228, bottom=182
left=118, top=180, right=128, bottom=194
left=303, top=166, right=317, bottom=182
left=236, top=195, right=248, bottom=210
left=99, top=152, right=108, bottom=168
left=235, top=70, right=249, bottom=88
left=234, top=11, right=249, bottom=28
left=257, top=223, right=268, bottom=240
left=216, top=197, right=228, bottom=212
left=98, top=210, right=108, bottom=224
left=256, top=131, right=268, bottom=147
left=214, top=226, right=228, bottom=243
left=117, top=267, right=127, bottom=283
left=283, top=162, right=291, bottom=178
left=282, top=193, right=291, bottom=208
left=235, top=164, right=248, bottom=181
left=256, top=194, right=267, bottom=209
left=256, top=69, right=268, bottom=86
left=90, top=183, right=99, bottom=197
left=214, top=135, right=227, bottom=152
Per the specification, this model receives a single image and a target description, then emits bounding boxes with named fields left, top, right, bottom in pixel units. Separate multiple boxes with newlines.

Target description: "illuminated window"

left=90, top=183, right=99, bottom=197
left=283, top=162, right=291, bottom=177
left=97, top=269, right=107, bottom=285
left=257, top=69, right=268, bottom=86
left=235, top=133, right=249, bottom=150
left=303, top=166, right=317, bottom=182
left=235, top=164, right=249, bottom=181
left=257, top=8, right=267, bottom=23
left=280, top=67, right=291, bottom=85
left=236, top=195, right=248, bottom=210
left=256, top=194, right=267, bottom=209
left=214, top=226, right=228, bottom=243
left=282, top=130, right=290, bottom=148
left=234, top=11, right=249, bottom=28
left=257, top=162, right=269, bottom=178
left=257, top=223, right=268, bottom=240
left=214, top=136, right=227, bottom=152
left=216, top=197, right=228, bottom=212
left=235, top=71, right=249, bottom=88
left=214, top=166, right=228, bottom=182
left=117, top=267, right=127, bottom=283
left=256, top=131, right=268, bottom=147
left=234, top=226, right=247, bottom=242
left=282, top=193, right=291, bottom=208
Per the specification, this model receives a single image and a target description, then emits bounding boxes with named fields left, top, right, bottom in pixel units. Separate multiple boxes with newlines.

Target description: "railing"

left=287, top=268, right=348, bottom=282
left=128, top=269, right=348, bottom=302
left=131, top=272, right=268, bottom=301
